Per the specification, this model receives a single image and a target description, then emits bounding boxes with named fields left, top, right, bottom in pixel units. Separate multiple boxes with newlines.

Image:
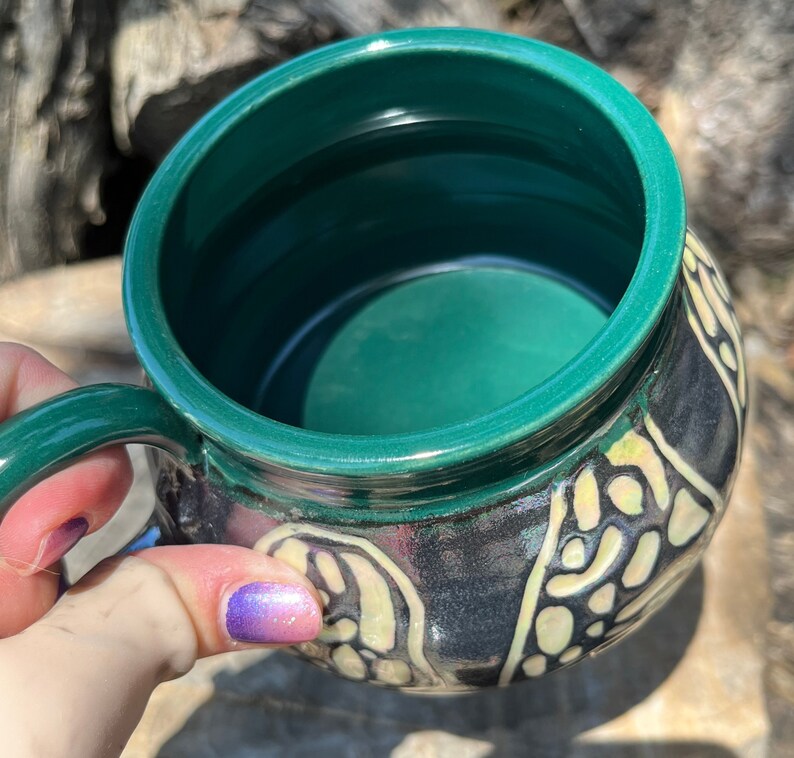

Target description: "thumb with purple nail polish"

left=0, top=543, right=324, bottom=758
left=225, top=582, right=322, bottom=645
left=0, top=345, right=326, bottom=758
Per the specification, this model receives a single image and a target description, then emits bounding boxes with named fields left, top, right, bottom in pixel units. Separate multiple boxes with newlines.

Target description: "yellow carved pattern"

left=622, top=531, right=661, bottom=588
left=340, top=552, right=396, bottom=653
left=498, top=483, right=568, bottom=685
left=681, top=231, right=746, bottom=443
left=254, top=524, right=442, bottom=687
left=546, top=525, right=624, bottom=597
left=573, top=466, right=601, bottom=531
left=606, top=430, right=670, bottom=510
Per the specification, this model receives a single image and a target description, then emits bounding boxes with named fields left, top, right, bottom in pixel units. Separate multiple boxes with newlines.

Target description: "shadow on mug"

left=157, top=567, right=705, bottom=757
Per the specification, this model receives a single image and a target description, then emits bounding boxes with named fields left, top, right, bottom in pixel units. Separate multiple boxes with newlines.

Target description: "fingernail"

left=225, top=582, right=322, bottom=644
left=30, top=517, right=89, bottom=575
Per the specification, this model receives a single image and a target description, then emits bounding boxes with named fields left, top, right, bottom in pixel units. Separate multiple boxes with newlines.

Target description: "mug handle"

left=0, top=383, right=203, bottom=518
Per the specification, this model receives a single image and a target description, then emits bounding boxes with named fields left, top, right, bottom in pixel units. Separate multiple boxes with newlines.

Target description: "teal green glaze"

left=0, top=29, right=685, bottom=520
left=0, top=385, right=202, bottom=513
left=123, top=28, right=685, bottom=483
left=303, top=268, right=608, bottom=435
left=0, top=31, right=746, bottom=693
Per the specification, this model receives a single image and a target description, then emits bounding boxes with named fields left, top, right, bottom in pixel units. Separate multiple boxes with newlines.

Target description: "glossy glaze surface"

left=301, top=267, right=608, bottom=435
left=0, top=32, right=742, bottom=693
left=123, top=28, right=685, bottom=476
left=150, top=232, right=745, bottom=691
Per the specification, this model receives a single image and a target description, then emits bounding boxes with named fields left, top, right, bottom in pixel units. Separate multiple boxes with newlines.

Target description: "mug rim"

left=123, top=28, right=685, bottom=477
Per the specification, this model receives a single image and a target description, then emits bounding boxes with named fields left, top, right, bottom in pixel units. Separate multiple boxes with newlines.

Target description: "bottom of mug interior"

left=257, top=258, right=609, bottom=435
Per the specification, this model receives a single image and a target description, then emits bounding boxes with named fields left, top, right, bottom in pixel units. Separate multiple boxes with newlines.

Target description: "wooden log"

left=110, top=0, right=500, bottom=161
left=0, top=256, right=129, bottom=354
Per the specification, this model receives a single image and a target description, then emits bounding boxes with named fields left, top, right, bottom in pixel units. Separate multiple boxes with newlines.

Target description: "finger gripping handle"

left=0, top=384, right=202, bottom=517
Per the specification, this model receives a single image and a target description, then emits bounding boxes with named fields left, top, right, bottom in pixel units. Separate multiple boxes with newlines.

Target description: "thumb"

left=0, top=545, right=322, bottom=758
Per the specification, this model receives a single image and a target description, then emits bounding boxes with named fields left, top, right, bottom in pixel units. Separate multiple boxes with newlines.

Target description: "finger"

left=0, top=547, right=322, bottom=758
left=0, top=341, right=77, bottom=415
left=0, top=567, right=57, bottom=637
left=136, top=544, right=323, bottom=656
left=0, top=343, right=132, bottom=583
left=0, top=451, right=133, bottom=576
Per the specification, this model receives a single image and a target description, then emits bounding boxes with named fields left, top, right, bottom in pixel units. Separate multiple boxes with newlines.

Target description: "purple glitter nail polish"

left=225, top=582, right=321, bottom=644
left=36, top=517, right=89, bottom=570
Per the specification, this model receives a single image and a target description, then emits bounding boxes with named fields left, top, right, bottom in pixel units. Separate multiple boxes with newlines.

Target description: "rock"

left=505, top=0, right=691, bottom=109
left=557, top=0, right=655, bottom=60
left=110, top=0, right=500, bottom=161
left=0, top=0, right=114, bottom=280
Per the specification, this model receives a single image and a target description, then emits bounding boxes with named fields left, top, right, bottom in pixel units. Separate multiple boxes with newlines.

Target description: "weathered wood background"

left=2, top=1, right=792, bottom=278
left=0, top=1, right=792, bottom=756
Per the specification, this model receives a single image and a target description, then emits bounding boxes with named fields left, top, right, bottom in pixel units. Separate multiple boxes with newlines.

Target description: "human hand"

left=0, top=343, right=323, bottom=757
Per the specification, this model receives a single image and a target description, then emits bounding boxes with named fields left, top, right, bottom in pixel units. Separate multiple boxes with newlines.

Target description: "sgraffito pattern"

left=681, top=230, right=747, bottom=440
left=498, top=411, right=726, bottom=685
left=157, top=230, right=746, bottom=691
left=254, top=525, right=446, bottom=689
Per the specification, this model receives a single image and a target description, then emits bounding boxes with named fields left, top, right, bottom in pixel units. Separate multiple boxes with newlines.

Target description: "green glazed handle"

left=0, top=384, right=202, bottom=518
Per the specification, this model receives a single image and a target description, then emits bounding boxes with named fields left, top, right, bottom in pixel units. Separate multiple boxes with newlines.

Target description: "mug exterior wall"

left=151, top=231, right=746, bottom=692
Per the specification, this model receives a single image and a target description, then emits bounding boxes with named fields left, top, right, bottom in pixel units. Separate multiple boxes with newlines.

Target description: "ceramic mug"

left=0, top=29, right=746, bottom=692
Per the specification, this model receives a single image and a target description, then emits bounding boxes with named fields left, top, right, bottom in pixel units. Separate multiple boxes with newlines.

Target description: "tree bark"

left=0, top=0, right=114, bottom=280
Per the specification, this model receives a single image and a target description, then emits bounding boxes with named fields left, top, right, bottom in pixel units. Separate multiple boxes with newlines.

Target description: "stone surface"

left=4, top=0, right=791, bottom=285
left=0, top=0, right=498, bottom=279
left=735, top=282, right=794, bottom=758
left=0, top=257, right=129, bottom=354
left=657, top=0, right=794, bottom=271
left=507, top=0, right=794, bottom=271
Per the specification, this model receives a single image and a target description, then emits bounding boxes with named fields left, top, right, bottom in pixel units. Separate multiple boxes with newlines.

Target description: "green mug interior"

left=159, top=36, right=644, bottom=436
left=125, top=30, right=684, bottom=475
